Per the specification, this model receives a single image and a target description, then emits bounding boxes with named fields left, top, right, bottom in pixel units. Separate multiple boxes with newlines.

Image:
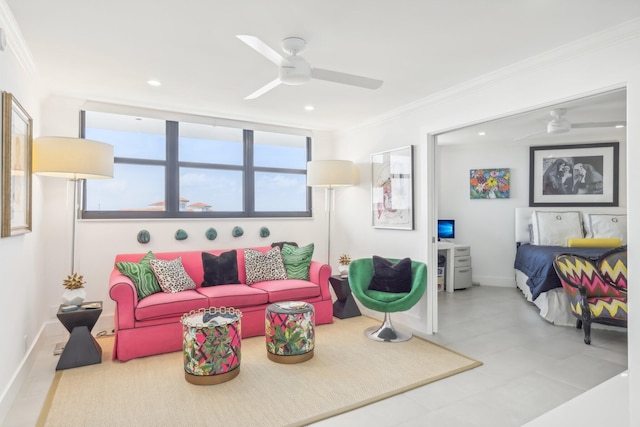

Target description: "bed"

left=514, top=207, right=627, bottom=326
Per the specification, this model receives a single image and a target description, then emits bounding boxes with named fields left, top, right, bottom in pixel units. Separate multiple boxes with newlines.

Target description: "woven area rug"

left=38, top=316, right=481, bottom=427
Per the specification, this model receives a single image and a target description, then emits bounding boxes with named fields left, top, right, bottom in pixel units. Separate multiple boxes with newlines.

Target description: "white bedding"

left=515, top=269, right=574, bottom=326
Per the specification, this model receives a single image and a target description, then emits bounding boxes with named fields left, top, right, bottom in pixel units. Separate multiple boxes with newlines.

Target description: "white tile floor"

left=1, top=285, right=628, bottom=427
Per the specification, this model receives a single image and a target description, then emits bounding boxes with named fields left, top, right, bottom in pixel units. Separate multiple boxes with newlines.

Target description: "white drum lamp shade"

left=307, top=159, right=354, bottom=266
left=33, top=137, right=114, bottom=179
left=32, top=136, right=114, bottom=280
left=306, top=160, right=354, bottom=188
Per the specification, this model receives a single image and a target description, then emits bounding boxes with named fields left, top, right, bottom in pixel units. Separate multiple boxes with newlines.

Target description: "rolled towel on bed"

left=567, top=237, right=622, bottom=248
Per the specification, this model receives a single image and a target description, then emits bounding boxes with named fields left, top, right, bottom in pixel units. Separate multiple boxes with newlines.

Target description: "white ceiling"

left=5, top=0, right=640, bottom=131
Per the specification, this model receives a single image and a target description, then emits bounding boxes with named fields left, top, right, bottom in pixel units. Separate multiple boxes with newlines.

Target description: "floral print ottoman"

left=181, top=307, right=242, bottom=385
left=265, top=301, right=315, bottom=363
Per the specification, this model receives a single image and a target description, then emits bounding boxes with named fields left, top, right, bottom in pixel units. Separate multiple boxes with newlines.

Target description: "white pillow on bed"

left=530, top=211, right=583, bottom=246
left=583, top=213, right=627, bottom=244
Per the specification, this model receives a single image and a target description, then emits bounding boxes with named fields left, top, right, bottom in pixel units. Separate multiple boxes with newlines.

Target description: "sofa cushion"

left=196, top=284, right=269, bottom=308
left=281, top=243, right=314, bottom=280
left=251, top=279, right=321, bottom=303
left=368, top=256, right=412, bottom=293
left=134, top=289, right=208, bottom=321
left=115, top=251, right=163, bottom=300
left=244, top=247, right=288, bottom=285
left=201, top=250, right=240, bottom=287
left=150, top=257, right=196, bottom=293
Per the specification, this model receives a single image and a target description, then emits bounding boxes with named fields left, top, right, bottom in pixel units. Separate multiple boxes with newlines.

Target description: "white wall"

left=333, top=19, right=640, bottom=422
left=437, top=137, right=627, bottom=287
left=0, top=4, right=46, bottom=420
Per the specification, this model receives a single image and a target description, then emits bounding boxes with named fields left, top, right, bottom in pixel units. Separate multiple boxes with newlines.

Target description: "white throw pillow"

left=583, top=213, right=627, bottom=244
left=530, top=211, right=583, bottom=246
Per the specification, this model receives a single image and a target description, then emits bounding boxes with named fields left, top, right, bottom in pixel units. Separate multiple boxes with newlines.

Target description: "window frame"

left=80, top=111, right=312, bottom=219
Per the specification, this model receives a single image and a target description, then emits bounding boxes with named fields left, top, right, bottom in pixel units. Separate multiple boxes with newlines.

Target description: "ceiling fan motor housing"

left=279, top=56, right=311, bottom=85
left=547, top=118, right=571, bottom=134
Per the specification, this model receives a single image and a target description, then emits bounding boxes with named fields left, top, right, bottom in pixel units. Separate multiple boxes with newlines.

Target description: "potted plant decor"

left=62, top=273, right=86, bottom=305
left=338, top=254, right=351, bottom=278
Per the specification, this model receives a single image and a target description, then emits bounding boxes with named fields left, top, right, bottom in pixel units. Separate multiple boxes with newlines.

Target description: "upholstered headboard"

left=514, top=207, right=627, bottom=244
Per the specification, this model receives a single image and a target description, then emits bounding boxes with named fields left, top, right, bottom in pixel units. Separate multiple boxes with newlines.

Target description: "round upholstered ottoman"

left=265, top=301, right=315, bottom=364
left=181, top=307, right=242, bottom=385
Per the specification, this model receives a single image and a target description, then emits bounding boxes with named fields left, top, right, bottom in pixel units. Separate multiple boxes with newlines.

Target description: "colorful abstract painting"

left=470, top=168, right=510, bottom=199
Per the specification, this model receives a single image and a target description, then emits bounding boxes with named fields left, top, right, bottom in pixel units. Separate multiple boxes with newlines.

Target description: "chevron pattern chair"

left=553, top=246, right=627, bottom=345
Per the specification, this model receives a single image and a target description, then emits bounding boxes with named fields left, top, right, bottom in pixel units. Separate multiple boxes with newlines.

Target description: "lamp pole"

left=69, top=178, right=81, bottom=275
left=326, top=186, right=335, bottom=267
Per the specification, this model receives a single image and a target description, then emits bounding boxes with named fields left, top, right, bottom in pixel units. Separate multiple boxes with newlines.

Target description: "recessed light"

left=478, top=131, right=486, bottom=136
left=304, top=105, right=314, bottom=111
left=147, top=80, right=162, bottom=86
left=615, top=124, right=625, bottom=128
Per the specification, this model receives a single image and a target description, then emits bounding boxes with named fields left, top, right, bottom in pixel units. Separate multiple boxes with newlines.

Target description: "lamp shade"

left=307, top=160, right=354, bottom=188
left=33, top=137, right=114, bottom=179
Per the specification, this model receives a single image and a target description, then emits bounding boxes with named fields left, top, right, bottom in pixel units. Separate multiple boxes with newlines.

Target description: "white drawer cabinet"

left=453, top=245, right=472, bottom=289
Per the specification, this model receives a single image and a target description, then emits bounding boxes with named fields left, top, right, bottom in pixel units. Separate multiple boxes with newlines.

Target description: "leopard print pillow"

left=150, top=257, right=196, bottom=293
left=244, top=247, right=287, bottom=285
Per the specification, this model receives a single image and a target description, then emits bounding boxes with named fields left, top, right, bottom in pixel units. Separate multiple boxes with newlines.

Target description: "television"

left=437, top=219, right=455, bottom=240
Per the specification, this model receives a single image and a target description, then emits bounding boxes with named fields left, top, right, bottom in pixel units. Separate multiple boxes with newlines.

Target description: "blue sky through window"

left=83, top=112, right=308, bottom=214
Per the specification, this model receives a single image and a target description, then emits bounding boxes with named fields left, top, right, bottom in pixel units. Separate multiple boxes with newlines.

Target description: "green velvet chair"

left=348, top=258, right=427, bottom=342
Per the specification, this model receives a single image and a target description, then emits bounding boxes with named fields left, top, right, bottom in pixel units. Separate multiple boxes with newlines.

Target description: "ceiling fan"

left=514, top=108, right=626, bottom=141
left=236, top=35, right=383, bottom=100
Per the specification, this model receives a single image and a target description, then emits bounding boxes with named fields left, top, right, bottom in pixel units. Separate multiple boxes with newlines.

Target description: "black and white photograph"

left=530, top=142, right=619, bottom=207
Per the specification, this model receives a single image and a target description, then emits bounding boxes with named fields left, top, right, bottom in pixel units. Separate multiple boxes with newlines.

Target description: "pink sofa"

left=109, top=247, right=333, bottom=361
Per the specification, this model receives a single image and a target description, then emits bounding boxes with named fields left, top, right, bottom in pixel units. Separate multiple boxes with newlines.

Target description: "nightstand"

left=329, top=275, right=361, bottom=319
left=56, top=301, right=103, bottom=370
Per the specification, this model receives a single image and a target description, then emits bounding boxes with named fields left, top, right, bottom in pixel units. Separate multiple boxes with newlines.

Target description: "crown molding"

left=0, top=0, right=41, bottom=84
left=342, top=17, right=640, bottom=134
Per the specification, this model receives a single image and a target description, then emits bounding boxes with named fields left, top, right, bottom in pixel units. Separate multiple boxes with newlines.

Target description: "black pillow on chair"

left=201, top=250, right=241, bottom=287
left=368, top=256, right=412, bottom=293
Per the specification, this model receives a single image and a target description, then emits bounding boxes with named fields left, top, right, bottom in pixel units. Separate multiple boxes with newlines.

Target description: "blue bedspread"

left=514, top=244, right=611, bottom=300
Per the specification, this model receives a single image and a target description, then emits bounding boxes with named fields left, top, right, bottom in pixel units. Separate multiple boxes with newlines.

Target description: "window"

left=82, top=111, right=311, bottom=218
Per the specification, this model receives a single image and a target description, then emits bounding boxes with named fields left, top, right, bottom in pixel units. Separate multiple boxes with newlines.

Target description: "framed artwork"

left=371, top=145, right=413, bottom=230
left=2, top=92, right=33, bottom=237
left=529, top=142, right=619, bottom=207
left=470, top=168, right=510, bottom=199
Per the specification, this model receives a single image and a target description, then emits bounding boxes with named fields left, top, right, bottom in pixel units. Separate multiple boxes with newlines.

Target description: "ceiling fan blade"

left=311, top=68, right=383, bottom=89
left=513, top=130, right=546, bottom=141
left=571, top=121, right=626, bottom=129
left=236, top=35, right=284, bottom=66
left=245, top=78, right=281, bottom=100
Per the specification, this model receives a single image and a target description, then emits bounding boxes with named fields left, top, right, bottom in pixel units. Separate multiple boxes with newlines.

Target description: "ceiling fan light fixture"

left=547, top=119, right=571, bottom=134
left=279, top=56, right=311, bottom=85
left=238, top=34, right=383, bottom=98
left=546, top=109, right=570, bottom=134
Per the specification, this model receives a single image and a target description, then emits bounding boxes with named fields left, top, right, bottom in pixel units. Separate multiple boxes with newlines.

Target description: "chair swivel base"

left=364, top=313, right=413, bottom=342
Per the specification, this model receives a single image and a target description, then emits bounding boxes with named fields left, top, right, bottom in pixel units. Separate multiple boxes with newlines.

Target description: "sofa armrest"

left=109, top=269, right=138, bottom=330
left=308, top=261, right=332, bottom=300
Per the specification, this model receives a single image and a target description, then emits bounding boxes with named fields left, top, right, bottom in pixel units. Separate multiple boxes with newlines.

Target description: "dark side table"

left=56, top=301, right=103, bottom=370
left=329, top=275, right=361, bottom=319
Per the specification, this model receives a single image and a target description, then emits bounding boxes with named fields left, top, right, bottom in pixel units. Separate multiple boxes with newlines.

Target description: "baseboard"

left=0, top=323, right=47, bottom=424
left=0, top=313, right=114, bottom=424
left=472, top=275, right=516, bottom=287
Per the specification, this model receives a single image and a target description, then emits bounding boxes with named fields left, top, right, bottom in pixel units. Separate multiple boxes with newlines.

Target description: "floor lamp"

left=307, top=160, right=354, bottom=268
left=33, top=137, right=114, bottom=288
